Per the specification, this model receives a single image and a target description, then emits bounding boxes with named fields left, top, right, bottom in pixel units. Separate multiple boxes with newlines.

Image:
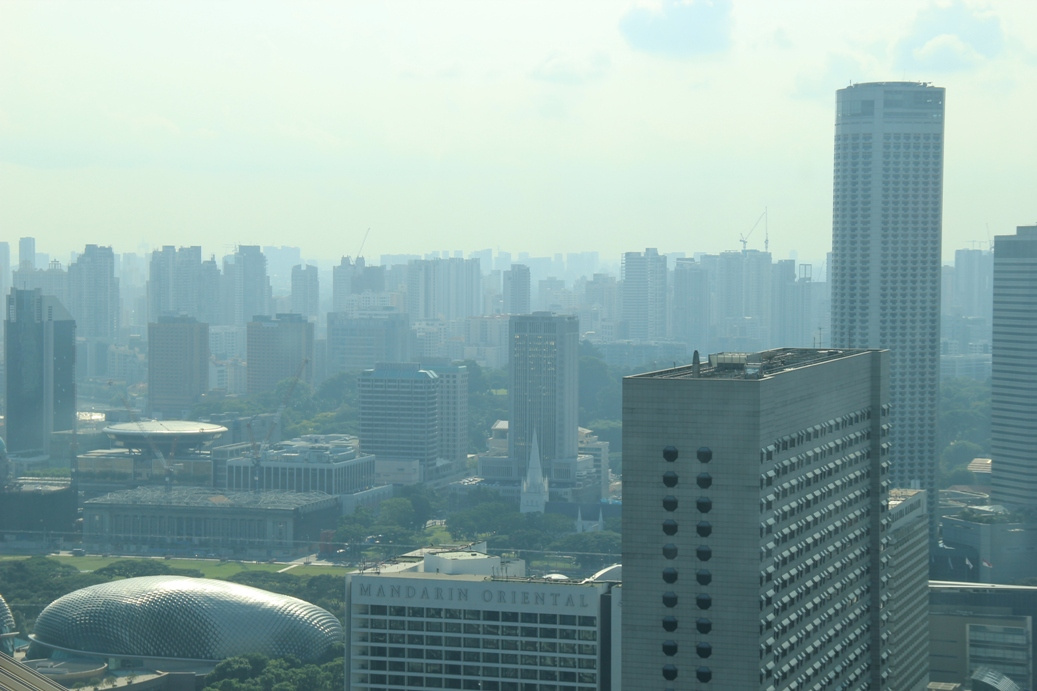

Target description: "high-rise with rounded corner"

left=830, top=81, right=944, bottom=534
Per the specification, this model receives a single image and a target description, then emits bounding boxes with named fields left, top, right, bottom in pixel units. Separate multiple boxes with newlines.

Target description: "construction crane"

left=740, top=208, right=768, bottom=253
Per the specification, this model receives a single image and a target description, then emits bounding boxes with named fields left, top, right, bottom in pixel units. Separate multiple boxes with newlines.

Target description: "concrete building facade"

left=990, top=226, right=1037, bottom=506
left=622, top=348, right=926, bottom=689
left=148, top=315, right=209, bottom=419
left=830, top=81, right=945, bottom=527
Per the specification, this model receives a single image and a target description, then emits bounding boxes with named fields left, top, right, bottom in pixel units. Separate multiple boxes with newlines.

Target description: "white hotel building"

left=345, top=552, right=619, bottom=691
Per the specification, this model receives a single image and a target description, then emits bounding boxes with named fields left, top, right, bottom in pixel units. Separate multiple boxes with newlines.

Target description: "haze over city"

left=2, top=0, right=1036, bottom=264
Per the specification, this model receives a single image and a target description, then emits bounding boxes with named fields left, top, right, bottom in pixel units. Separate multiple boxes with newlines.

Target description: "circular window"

left=662, top=616, right=678, bottom=632
left=696, top=545, right=712, bottom=562
left=663, top=495, right=678, bottom=512
left=697, top=447, right=713, bottom=463
left=696, top=617, right=712, bottom=634
left=663, top=591, right=678, bottom=608
left=696, top=569, right=712, bottom=586
left=663, top=664, right=678, bottom=681
left=696, top=497, right=712, bottom=513
left=696, top=593, right=712, bottom=610
left=697, top=472, right=713, bottom=489
left=662, top=640, right=678, bottom=656
left=696, top=642, right=712, bottom=659
left=662, top=519, right=678, bottom=536
left=697, top=521, right=712, bottom=537
left=663, top=446, right=679, bottom=462
left=696, top=666, right=712, bottom=682
left=663, top=471, right=679, bottom=488
left=662, top=567, right=678, bottom=584
left=663, top=543, right=678, bottom=560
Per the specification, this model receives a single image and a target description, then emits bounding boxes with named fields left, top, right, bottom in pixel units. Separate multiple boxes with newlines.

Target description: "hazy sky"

left=2, top=0, right=1035, bottom=267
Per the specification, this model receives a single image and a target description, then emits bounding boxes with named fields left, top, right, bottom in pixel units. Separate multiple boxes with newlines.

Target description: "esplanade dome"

left=28, top=575, right=341, bottom=662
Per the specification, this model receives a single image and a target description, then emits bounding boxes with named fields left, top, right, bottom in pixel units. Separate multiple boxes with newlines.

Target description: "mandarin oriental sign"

left=355, top=580, right=595, bottom=609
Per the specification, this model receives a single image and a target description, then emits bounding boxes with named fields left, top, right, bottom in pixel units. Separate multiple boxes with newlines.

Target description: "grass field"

left=0, top=554, right=350, bottom=578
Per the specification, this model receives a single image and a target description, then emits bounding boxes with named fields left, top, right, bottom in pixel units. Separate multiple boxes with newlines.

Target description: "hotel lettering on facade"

left=345, top=572, right=617, bottom=691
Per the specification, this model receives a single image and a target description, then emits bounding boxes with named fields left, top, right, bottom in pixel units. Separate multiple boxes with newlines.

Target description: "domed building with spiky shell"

left=26, top=576, right=341, bottom=670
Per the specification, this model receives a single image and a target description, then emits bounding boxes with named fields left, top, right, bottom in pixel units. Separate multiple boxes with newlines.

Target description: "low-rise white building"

left=345, top=551, right=619, bottom=690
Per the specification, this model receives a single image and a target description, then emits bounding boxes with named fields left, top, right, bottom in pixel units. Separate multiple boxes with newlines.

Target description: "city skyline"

left=2, top=1, right=1035, bottom=263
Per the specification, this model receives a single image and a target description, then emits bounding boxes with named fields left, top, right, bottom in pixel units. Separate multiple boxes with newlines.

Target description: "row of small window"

left=357, top=622, right=599, bottom=639
left=662, top=496, right=712, bottom=513
left=662, top=446, right=713, bottom=463
left=353, top=673, right=596, bottom=689
left=357, top=654, right=597, bottom=670
left=662, top=591, right=713, bottom=610
left=662, top=471, right=712, bottom=488
left=662, top=640, right=712, bottom=658
left=662, top=567, right=712, bottom=585
left=361, top=605, right=592, bottom=627
left=662, top=544, right=712, bottom=561
left=358, top=632, right=597, bottom=647
left=662, top=665, right=712, bottom=683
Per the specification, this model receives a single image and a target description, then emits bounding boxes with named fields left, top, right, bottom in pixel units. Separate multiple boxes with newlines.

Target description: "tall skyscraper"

left=246, top=313, right=313, bottom=395
left=990, top=226, right=1037, bottom=506
left=147, top=245, right=209, bottom=323
left=5, top=289, right=76, bottom=455
left=406, top=257, right=482, bottom=322
left=508, top=313, right=579, bottom=484
left=622, top=348, right=927, bottom=690
left=290, top=264, right=319, bottom=320
left=68, top=244, right=119, bottom=340
left=148, top=315, right=209, bottom=419
left=830, top=82, right=944, bottom=509
left=18, top=237, right=35, bottom=271
left=502, top=263, right=530, bottom=314
left=223, top=246, right=271, bottom=326
left=671, top=257, right=710, bottom=350
left=621, top=247, right=667, bottom=341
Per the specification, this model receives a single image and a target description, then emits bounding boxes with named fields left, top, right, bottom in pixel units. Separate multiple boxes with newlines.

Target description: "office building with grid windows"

left=830, top=81, right=944, bottom=538
left=622, top=348, right=928, bottom=690
left=345, top=566, right=617, bottom=690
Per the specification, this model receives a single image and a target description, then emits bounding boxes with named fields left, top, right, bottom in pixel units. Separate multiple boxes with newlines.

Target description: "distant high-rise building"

left=68, top=244, right=119, bottom=341
left=426, top=361, right=468, bottom=467
left=246, top=313, right=313, bottom=395
left=502, top=263, right=530, bottom=314
left=148, top=315, right=209, bottom=419
left=5, top=289, right=76, bottom=455
left=12, top=259, right=69, bottom=310
left=147, top=245, right=210, bottom=324
left=990, top=226, right=1037, bottom=506
left=406, top=257, right=482, bottom=322
left=830, top=81, right=944, bottom=516
left=952, top=248, right=993, bottom=321
left=223, top=246, right=271, bottom=326
left=332, top=256, right=386, bottom=313
left=18, top=237, right=35, bottom=271
left=621, top=247, right=667, bottom=341
left=290, top=264, right=319, bottom=321
left=671, top=257, right=710, bottom=350
left=326, top=310, right=412, bottom=374
left=359, top=363, right=440, bottom=484
left=0, top=243, right=10, bottom=314
left=508, top=313, right=579, bottom=482
left=623, top=348, right=927, bottom=690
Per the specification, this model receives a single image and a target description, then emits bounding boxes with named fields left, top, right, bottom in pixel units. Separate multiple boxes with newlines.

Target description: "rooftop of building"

left=630, top=348, right=874, bottom=381
left=103, top=421, right=228, bottom=441
left=84, top=486, right=335, bottom=509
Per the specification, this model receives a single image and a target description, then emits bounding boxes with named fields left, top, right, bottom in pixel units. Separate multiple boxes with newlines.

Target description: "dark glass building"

left=4, top=288, right=76, bottom=455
